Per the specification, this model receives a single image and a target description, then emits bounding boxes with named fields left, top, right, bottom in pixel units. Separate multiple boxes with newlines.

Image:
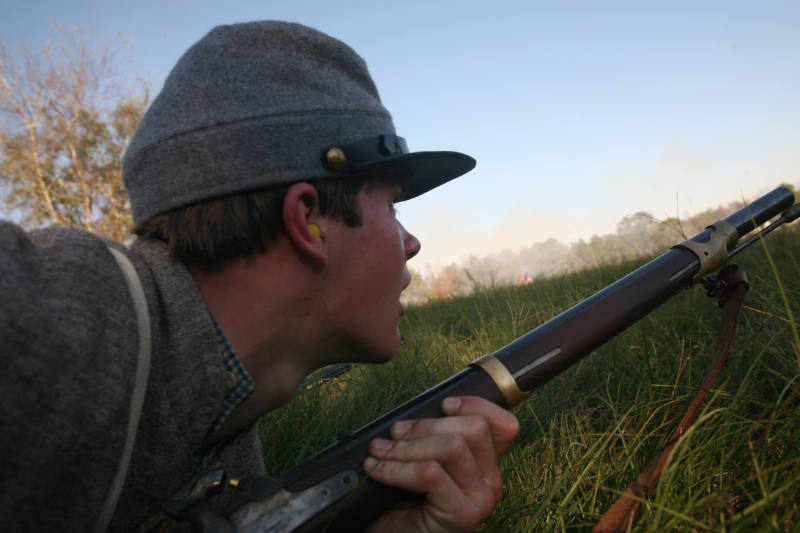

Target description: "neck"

left=192, top=245, right=327, bottom=442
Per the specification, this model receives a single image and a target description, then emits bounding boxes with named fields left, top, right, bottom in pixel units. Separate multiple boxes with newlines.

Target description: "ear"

left=283, top=182, right=327, bottom=266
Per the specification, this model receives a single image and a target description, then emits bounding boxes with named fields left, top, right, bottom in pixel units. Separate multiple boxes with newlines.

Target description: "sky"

left=2, top=1, right=798, bottom=272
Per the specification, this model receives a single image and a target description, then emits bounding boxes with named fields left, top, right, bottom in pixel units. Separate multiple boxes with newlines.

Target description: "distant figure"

left=519, top=271, right=535, bottom=285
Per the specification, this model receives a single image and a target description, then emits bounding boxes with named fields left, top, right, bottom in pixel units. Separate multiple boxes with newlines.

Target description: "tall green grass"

left=259, top=226, right=800, bottom=532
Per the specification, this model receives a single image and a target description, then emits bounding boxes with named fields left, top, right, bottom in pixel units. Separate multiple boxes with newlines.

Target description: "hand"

left=362, top=396, right=519, bottom=533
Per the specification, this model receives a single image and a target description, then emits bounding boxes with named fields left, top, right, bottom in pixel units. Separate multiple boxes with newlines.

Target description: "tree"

left=616, top=211, right=673, bottom=257
left=0, top=26, right=149, bottom=241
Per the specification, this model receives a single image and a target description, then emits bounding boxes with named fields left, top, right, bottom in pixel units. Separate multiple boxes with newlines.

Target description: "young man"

left=0, top=21, right=518, bottom=532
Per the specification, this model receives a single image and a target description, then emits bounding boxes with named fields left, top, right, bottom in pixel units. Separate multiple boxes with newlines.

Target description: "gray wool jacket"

left=0, top=222, right=266, bottom=532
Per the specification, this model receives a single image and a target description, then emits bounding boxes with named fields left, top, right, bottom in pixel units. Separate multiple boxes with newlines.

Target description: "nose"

left=398, top=221, right=421, bottom=261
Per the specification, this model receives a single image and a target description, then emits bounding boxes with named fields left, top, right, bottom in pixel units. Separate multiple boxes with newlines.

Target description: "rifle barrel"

left=233, top=187, right=796, bottom=533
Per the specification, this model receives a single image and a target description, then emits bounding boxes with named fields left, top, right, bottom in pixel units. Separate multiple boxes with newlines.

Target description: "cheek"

left=353, top=252, right=403, bottom=304
left=361, top=255, right=399, bottom=293
left=371, top=219, right=405, bottom=261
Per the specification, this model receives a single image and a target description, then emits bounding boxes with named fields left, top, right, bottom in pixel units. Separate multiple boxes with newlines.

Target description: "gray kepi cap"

left=123, top=20, right=475, bottom=225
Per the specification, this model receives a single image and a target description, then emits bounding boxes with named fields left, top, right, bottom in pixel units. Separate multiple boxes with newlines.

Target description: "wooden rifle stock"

left=217, top=187, right=796, bottom=533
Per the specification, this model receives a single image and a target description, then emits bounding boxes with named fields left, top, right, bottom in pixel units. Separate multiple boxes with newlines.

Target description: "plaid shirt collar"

left=203, top=317, right=256, bottom=446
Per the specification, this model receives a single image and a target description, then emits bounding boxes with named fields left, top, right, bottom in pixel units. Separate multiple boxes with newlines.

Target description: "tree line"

left=403, top=188, right=797, bottom=305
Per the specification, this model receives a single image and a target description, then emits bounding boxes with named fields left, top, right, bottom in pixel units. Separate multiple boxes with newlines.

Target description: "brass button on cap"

left=325, top=147, right=347, bottom=170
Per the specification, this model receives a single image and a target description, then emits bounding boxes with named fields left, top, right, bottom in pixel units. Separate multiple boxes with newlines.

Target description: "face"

left=322, top=180, right=420, bottom=363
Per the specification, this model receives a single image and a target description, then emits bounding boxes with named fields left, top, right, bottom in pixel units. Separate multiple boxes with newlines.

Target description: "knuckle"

left=416, top=460, right=444, bottom=486
left=469, top=414, right=491, bottom=438
left=474, top=483, right=500, bottom=519
left=442, top=433, right=469, bottom=460
left=460, top=502, right=483, bottom=530
left=490, top=474, right=504, bottom=502
left=505, top=413, right=521, bottom=437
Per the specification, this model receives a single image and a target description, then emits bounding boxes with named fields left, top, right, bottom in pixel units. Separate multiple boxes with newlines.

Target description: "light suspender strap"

left=94, top=247, right=153, bottom=533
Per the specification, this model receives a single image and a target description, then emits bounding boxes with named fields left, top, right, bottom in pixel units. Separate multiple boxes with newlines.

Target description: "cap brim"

left=354, top=151, right=476, bottom=201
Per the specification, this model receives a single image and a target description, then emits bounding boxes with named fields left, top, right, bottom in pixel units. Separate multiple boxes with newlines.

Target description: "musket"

left=169, top=187, right=799, bottom=533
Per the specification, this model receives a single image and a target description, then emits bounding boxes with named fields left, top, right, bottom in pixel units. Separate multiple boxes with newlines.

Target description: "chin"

left=347, top=328, right=404, bottom=365
left=371, top=338, right=403, bottom=365
left=373, top=345, right=399, bottom=364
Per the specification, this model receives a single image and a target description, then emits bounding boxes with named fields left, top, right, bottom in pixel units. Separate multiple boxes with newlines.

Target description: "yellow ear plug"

left=307, top=223, right=321, bottom=237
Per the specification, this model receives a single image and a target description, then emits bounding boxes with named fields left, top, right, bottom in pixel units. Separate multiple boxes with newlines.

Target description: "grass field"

left=259, top=225, right=800, bottom=532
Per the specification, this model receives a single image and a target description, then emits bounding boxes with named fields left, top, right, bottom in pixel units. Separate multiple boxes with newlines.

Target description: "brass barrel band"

left=469, top=354, right=530, bottom=408
left=673, top=220, right=739, bottom=281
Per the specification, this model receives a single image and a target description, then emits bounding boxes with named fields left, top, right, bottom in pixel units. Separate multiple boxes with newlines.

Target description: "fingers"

left=363, top=397, right=520, bottom=532
left=367, top=431, right=490, bottom=497
left=383, top=412, right=501, bottom=498
left=364, top=435, right=493, bottom=529
left=440, top=396, right=520, bottom=456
